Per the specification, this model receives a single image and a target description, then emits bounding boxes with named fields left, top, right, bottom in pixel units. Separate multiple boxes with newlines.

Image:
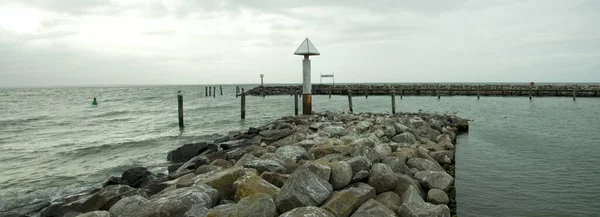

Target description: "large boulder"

left=367, top=163, right=397, bottom=193
left=328, top=161, right=353, bottom=190
left=406, top=158, right=444, bottom=172
left=350, top=199, right=396, bottom=217
left=391, top=132, right=417, bottom=144
left=374, top=191, right=402, bottom=212
left=228, top=193, right=277, bottom=217
left=275, top=145, right=310, bottom=162
left=194, top=166, right=246, bottom=200
left=75, top=211, right=110, bottom=217
left=401, top=185, right=424, bottom=205
left=397, top=202, right=450, bottom=217
left=309, top=139, right=353, bottom=159
left=206, top=204, right=237, bottom=217
left=414, top=171, right=454, bottom=191
left=373, top=143, right=392, bottom=158
left=260, top=172, right=289, bottom=188
left=272, top=133, right=307, bottom=147
left=381, top=156, right=408, bottom=174
left=306, top=162, right=331, bottom=181
left=351, top=145, right=382, bottom=163
left=344, top=156, right=372, bottom=174
left=429, top=151, right=454, bottom=164
left=175, top=155, right=210, bottom=173
left=348, top=121, right=372, bottom=133
left=259, top=128, right=293, bottom=141
left=121, top=167, right=153, bottom=188
left=183, top=204, right=209, bottom=217
left=275, top=166, right=333, bottom=213
left=427, top=188, right=449, bottom=205
left=243, top=158, right=287, bottom=173
left=394, top=174, right=426, bottom=199
left=167, top=142, right=215, bottom=163
left=233, top=174, right=280, bottom=202
left=321, top=125, right=349, bottom=137
left=78, top=185, right=139, bottom=212
left=321, top=182, right=376, bottom=217
left=280, top=206, right=334, bottom=217
left=138, top=184, right=218, bottom=217
left=108, top=195, right=148, bottom=217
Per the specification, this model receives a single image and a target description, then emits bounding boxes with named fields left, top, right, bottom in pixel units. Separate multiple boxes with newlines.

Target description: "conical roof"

left=294, top=38, right=320, bottom=56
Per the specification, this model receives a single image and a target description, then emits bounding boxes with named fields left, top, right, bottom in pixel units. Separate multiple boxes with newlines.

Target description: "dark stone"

left=167, top=163, right=184, bottom=173
left=144, top=182, right=170, bottom=196
left=206, top=150, right=228, bottom=162
left=167, top=142, right=216, bottom=163
left=1, top=200, right=50, bottom=217
left=121, top=167, right=151, bottom=188
left=102, top=176, right=122, bottom=187
left=248, top=127, right=260, bottom=135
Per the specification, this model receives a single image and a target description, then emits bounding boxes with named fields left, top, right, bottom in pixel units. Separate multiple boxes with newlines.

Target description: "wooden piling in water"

left=205, top=87, right=208, bottom=97
left=209, top=86, right=212, bottom=96
left=391, top=90, right=396, bottom=114
left=220, top=85, right=223, bottom=95
left=241, top=88, right=246, bottom=119
left=365, top=87, right=369, bottom=98
left=328, top=88, right=331, bottom=98
left=177, top=91, right=184, bottom=128
left=573, top=89, right=577, bottom=101
left=347, top=89, right=353, bottom=114
left=477, top=89, right=480, bottom=100
left=529, top=87, right=532, bottom=100
left=294, top=91, right=299, bottom=116
left=400, top=89, right=403, bottom=99
left=213, top=87, right=216, bottom=98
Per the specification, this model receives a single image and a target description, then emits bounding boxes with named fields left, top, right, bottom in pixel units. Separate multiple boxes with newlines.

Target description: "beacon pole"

left=294, top=38, right=320, bottom=115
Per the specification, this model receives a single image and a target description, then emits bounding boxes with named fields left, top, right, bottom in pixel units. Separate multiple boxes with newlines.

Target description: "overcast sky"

left=1, top=0, right=599, bottom=87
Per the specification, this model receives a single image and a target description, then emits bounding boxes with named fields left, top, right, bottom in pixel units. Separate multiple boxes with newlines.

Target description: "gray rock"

left=401, top=185, right=424, bottom=205
left=321, top=182, right=376, bottom=217
left=275, top=166, right=333, bottom=213
left=409, top=118, right=424, bottom=128
left=273, top=133, right=307, bottom=147
left=391, top=132, right=417, bottom=144
left=219, top=139, right=246, bottom=150
left=406, top=158, right=445, bottom=172
left=195, top=165, right=223, bottom=174
left=381, top=156, right=406, bottom=174
left=175, top=173, right=196, bottom=188
left=167, top=142, right=214, bottom=163
left=368, top=163, right=397, bottom=194
left=381, top=124, right=397, bottom=138
left=175, top=155, right=210, bottom=174
left=139, top=184, right=218, bottom=217
left=428, top=119, right=444, bottom=133
left=397, top=202, right=450, bottom=217
left=275, top=145, right=310, bottom=162
left=328, top=161, right=353, bottom=190
left=429, top=151, right=454, bottom=164
left=374, top=143, right=392, bottom=158
left=347, top=138, right=377, bottom=147
left=351, top=121, right=373, bottom=133
left=393, top=123, right=410, bottom=134
left=79, top=185, right=139, bottom=212
left=344, top=156, right=372, bottom=174
left=414, top=171, right=454, bottom=191
left=229, top=193, right=277, bottom=217
left=121, top=167, right=153, bottom=188
left=244, top=158, right=286, bottom=173
left=351, top=170, right=370, bottom=183
left=75, top=211, right=110, bottom=217
left=109, top=195, right=148, bottom=217
left=183, top=204, right=209, bottom=217
left=259, top=128, right=293, bottom=141
left=427, top=188, right=449, bottom=205
left=351, top=145, right=382, bottom=163
left=206, top=204, right=237, bottom=216
left=279, top=206, right=335, bottom=217
left=394, top=174, right=426, bottom=199
left=374, top=191, right=402, bottom=212
left=260, top=172, right=289, bottom=188
left=350, top=199, right=396, bottom=217
left=306, top=162, right=331, bottom=181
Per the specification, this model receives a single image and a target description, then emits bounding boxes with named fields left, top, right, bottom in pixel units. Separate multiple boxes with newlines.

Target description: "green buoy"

left=92, top=97, right=98, bottom=106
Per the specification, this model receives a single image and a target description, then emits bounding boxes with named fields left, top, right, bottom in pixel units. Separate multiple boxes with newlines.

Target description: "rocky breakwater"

left=23, top=112, right=467, bottom=217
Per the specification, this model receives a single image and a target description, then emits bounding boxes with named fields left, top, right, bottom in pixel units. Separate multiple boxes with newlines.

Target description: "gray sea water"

left=1, top=85, right=599, bottom=216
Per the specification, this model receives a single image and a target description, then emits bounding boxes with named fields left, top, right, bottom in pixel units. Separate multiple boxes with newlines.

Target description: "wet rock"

left=260, top=172, right=289, bottom=188
left=183, top=204, right=209, bottom=217
left=167, top=169, right=194, bottom=180
left=280, top=206, right=334, bottom=217
left=344, top=156, right=372, bottom=174
left=381, top=124, right=396, bottom=139
left=349, top=121, right=373, bottom=133
left=108, top=195, right=148, bottom=217
left=427, top=188, right=449, bottom=205
left=306, top=162, right=331, bottom=181
left=328, top=161, right=353, bottom=190
left=347, top=138, right=377, bottom=147
left=195, top=165, right=223, bottom=174
left=244, top=158, right=287, bottom=174
left=139, top=184, right=218, bottom=217
left=374, top=191, right=402, bottom=212
left=409, top=118, right=424, bottom=128
left=406, top=158, right=445, bottom=172
left=167, top=142, right=215, bottom=163
left=414, top=171, right=454, bottom=191
left=229, top=193, right=277, bottom=217
left=350, top=199, right=396, bottom=217
left=397, top=202, right=450, bottom=217
left=79, top=185, right=139, bottom=212
left=429, top=150, right=454, bottom=164
left=102, top=176, right=121, bottom=187
left=275, top=166, right=333, bottom=213
left=175, top=173, right=196, bottom=188
left=219, top=139, right=246, bottom=150
left=391, top=132, right=417, bottom=144
left=321, top=182, right=376, bottom=217
left=393, top=123, right=410, bottom=134
left=194, top=166, right=246, bottom=200
left=75, top=211, right=110, bottom=217
left=275, top=145, right=310, bottom=162
left=233, top=174, right=280, bottom=201
left=401, top=185, right=424, bottom=204
left=374, top=143, right=392, bottom=158
left=368, top=163, right=397, bottom=194
left=210, top=159, right=232, bottom=168
left=121, top=167, right=153, bottom=188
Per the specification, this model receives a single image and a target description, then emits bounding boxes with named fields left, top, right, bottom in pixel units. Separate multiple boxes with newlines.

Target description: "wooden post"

left=365, top=87, right=369, bottom=98
left=400, top=89, right=403, bottom=99
left=477, top=89, right=480, bottom=100
left=573, top=89, right=577, bottom=101
left=177, top=91, right=184, bottom=128
left=328, top=88, right=331, bottom=98
left=529, top=87, right=532, bottom=100
left=347, top=89, right=353, bottom=114
left=436, top=89, right=440, bottom=100
left=391, top=90, right=396, bottom=114
left=262, top=86, right=265, bottom=98
left=213, top=87, right=216, bottom=98
left=294, top=91, right=299, bottom=116
left=220, top=85, right=223, bottom=95
left=209, top=86, right=212, bottom=96
left=205, top=87, right=208, bottom=97
left=241, top=88, right=246, bottom=119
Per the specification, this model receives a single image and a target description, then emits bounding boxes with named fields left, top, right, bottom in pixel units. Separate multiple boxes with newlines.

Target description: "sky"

left=0, top=0, right=599, bottom=87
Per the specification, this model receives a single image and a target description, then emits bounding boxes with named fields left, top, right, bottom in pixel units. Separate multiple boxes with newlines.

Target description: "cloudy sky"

left=0, top=0, right=598, bottom=87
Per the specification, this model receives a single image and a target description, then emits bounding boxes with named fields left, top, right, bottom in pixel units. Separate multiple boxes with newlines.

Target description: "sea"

left=1, top=84, right=599, bottom=217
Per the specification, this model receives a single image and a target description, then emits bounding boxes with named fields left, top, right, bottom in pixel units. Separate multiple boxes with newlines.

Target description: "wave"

left=0, top=115, right=50, bottom=126
left=55, top=135, right=181, bottom=159
left=186, top=104, right=236, bottom=112
left=92, top=110, right=130, bottom=118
